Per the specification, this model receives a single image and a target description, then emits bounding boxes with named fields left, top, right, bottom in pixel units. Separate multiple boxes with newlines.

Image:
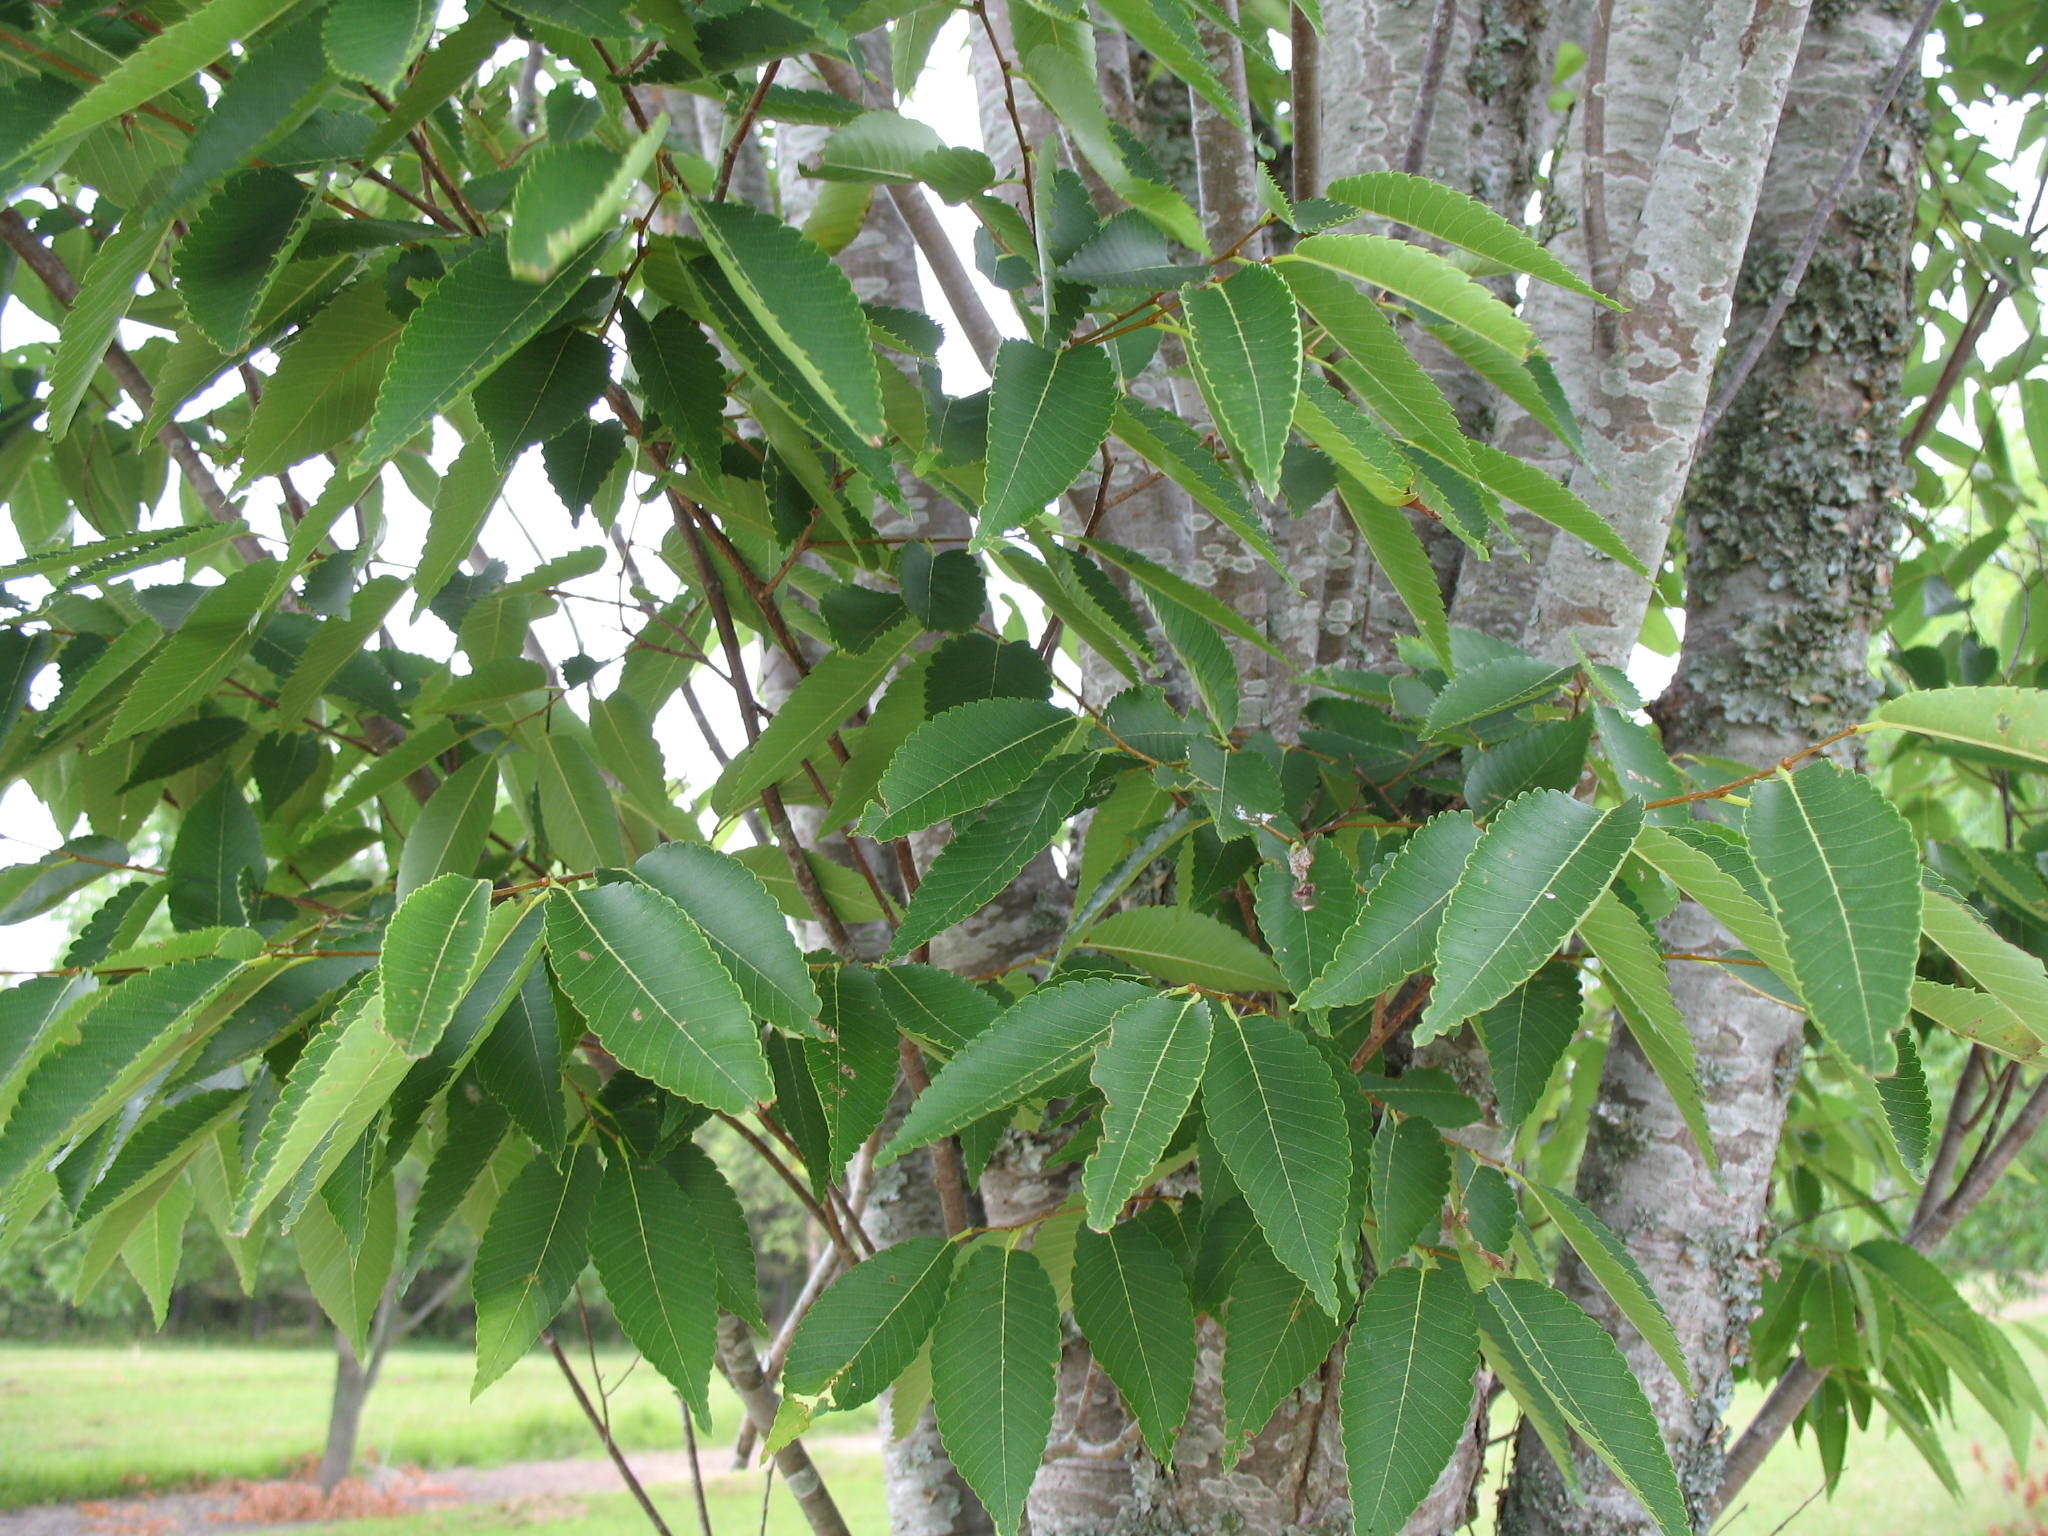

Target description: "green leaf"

left=414, top=438, right=507, bottom=610
left=1286, top=235, right=1533, bottom=356
left=807, top=963, right=899, bottom=1170
left=472, top=1144, right=599, bottom=1395
left=240, top=274, right=403, bottom=481
left=708, top=617, right=918, bottom=817
left=1322, top=172, right=1618, bottom=308
left=1746, top=762, right=1917, bottom=1075
left=858, top=698, right=1074, bottom=842
left=120, top=1175, right=193, bottom=1326
left=1080, top=537, right=1289, bottom=663
left=472, top=327, right=612, bottom=462
left=1111, top=398, right=1286, bottom=577
left=357, top=235, right=605, bottom=467
left=0, top=960, right=235, bottom=1199
left=890, top=752, right=1099, bottom=959
left=270, top=572, right=407, bottom=721
left=1015, top=45, right=1205, bottom=251
left=165, top=774, right=266, bottom=932
left=1254, top=840, right=1360, bottom=996
left=689, top=198, right=885, bottom=447
left=885, top=977, right=1153, bottom=1161
left=898, top=542, right=986, bottom=633
left=105, top=560, right=280, bottom=740
left=323, top=0, right=435, bottom=92
left=1421, top=792, right=1643, bottom=1041
left=1221, top=1240, right=1341, bottom=1455
left=1181, top=263, right=1301, bottom=498
left=632, top=843, right=821, bottom=1039
left=590, top=1154, right=717, bottom=1423
left=1471, top=963, right=1581, bottom=1129
left=1294, top=373, right=1412, bottom=503
left=1370, top=1114, right=1449, bottom=1264
left=1875, top=1029, right=1931, bottom=1177
left=74, top=1088, right=241, bottom=1225
left=1522, top=1182, right=1689, bottom=1391
left=1280, top=262, right=1471, bottom=468
left=531, top=728, right=626, bottom=871
left=1578, top=890, right=1715, bottom=1166
left=1868, top=686, right=2048, bottom=767
left=1422, top=656, right=1576, bottom=736
left=1918, top=886, right=2048, bottom=1049
left=621, top=303, right=726, bottom=471
left=0, top=836, right=130, bottom=925
left=1083, top=993, right=1212, bottom=1230
left=1081, top=907, right=1283, bottom=992
left=1472, top=1280, right=1690, bottom=1536
left=977, top=340, right=1117, bottom=538
left=545, top=884, right=770, bottom=1114
left=809, top=109, right=944, bottom=182
left=1462, top=441, right=1644, bottom=575
left=1629, top=825, right=1791, bottom=976
left=1301, top=812, right=1481, bottom=1010
left=44, top=208, right=175, bottom=441
left=931, top=1246, right=1061, bottom=1536
left=234, top=984, right=415, bottom=1233
left=173, top=168, right=319, bottom=353
left=1089, top=0, right=1243, bottom=129
left=361, top=7, right=513, bottom=160
left=1073, top=1220, right=1198, bottom=1460
left=1204, top=1006, right=1351, bottom=1315
left=2, top=0, right=302, bottom=193
left=664, top=1141, right=764, bottom=1328
left=297, top=1175, right=396, bottom=1358
left=1334, top=476, right=1454, bottom=667
left=473, top=965, right=568, bottom=1157
left=402, top=1089, right=508, bottom=1280
left=1343, top=1266, right=1479, bottom=1535
left=379, top=874, right=491, bottom=1057
left=396, top=756, right=499, bottom=900
left=872, top=963, right=1001, bottom=1057
left=509, top=117, right=667, bottom=282
left=784, top=1235, right=956, bottom=1410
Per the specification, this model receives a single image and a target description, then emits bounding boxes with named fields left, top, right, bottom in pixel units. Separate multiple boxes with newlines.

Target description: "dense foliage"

left=0, top=0, right=2044, bottom=1532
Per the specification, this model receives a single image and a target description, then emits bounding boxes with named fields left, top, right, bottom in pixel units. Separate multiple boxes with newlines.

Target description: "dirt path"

left=0, top=1435, right=880, bottom=1536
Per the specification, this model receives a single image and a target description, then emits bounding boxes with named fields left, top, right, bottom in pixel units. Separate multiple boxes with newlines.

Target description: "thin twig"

left=679, top=1398, right=716, bottom=1536
left=1290, top=4, right=1322, bottom=201
left=1401, top=0, right=1457, bottom=176
left=717, top=62, right=782, bottom=201
left=545, top=1333, right=676, bottom=1536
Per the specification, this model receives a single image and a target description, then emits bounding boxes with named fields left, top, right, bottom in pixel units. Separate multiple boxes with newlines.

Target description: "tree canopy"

left=0, top=0, right=2045, bottom=1532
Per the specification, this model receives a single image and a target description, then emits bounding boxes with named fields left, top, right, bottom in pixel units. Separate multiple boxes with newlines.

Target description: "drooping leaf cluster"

left=0, top=0, right=2042, bottom=1529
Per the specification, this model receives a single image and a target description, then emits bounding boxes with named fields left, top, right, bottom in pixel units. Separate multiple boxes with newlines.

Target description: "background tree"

left=0, top=1, right=2042, bottom=1535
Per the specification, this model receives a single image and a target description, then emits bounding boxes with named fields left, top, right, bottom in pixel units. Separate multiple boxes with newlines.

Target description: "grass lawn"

left=0, top=1341, right=873, bottom=1510
left=4, top=1337, right=2044, bottom=1533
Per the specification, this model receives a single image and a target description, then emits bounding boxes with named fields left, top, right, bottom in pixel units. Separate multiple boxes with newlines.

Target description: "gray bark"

left=1518, top=0, right=1812, bottom=667
left=1496, top=3, right=1918, bottom=1532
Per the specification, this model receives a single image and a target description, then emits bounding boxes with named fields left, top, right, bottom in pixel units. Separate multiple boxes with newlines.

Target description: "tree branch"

left=716, top=1312, right=855, bottom=1536
left=0, top=207, right=266, bottom=565
left=545, top=1332, right=677, bottom=1536
left=1718, top=1069, right=2048, bottom=1507
left=1289, top=5, right=1322, bottom=201
left=1401, top=0, right=1457, bottom=177
left=1695, top=0, right=1942, bottom=449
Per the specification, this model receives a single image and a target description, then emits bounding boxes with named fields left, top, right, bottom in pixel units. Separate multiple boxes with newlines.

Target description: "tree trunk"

left=1496, top=4, right=1918, bottom=1531
left=317, top=1329, right=376, bottom=1493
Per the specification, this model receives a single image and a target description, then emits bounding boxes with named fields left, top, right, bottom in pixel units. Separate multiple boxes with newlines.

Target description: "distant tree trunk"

left=317, top=1288, right=396, bottom=1493
left=1495, top=3, right=1919, bottom=1532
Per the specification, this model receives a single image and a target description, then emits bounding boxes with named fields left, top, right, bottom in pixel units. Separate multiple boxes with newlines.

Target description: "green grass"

left=0, top=1341, right=873, bottom=1510
left=4, top=1338, right=2044, bottom=1533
